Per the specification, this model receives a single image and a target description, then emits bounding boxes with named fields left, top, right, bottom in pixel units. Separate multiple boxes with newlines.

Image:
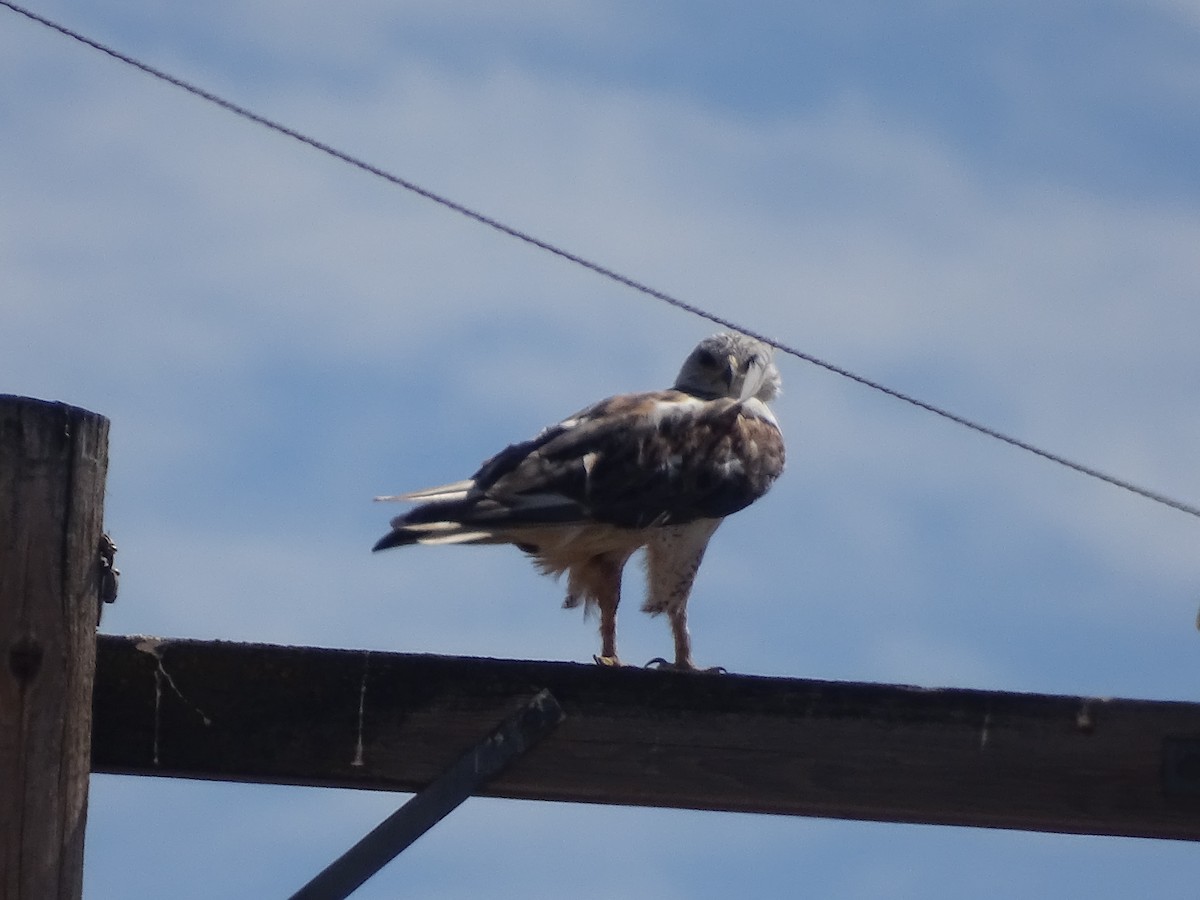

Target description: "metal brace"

left=289, top=689, right=565, bottom=900
left=97, top=532, right=119, bottom=624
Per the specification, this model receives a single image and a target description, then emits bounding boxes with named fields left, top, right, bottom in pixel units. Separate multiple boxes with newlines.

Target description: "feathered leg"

left=594, top=554, right=624, bottom=667
left=667, top=604, right=695, bottom=670
left=642, top=520, right=722, bottom=671
left=566, top=551, right=630, bottom=667
left=596, top=605, right=620, bottom=666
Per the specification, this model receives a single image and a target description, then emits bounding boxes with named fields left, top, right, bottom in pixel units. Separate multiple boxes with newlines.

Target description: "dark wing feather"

left=376, top=389, right=784, bottom=546
left=477, top=390, right=784, bottom=528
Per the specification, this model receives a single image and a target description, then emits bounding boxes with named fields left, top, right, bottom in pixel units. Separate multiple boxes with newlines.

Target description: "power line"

left=5, top=0, right=1199, bottom=521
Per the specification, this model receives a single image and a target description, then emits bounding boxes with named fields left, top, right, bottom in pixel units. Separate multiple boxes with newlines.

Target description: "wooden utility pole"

left=1, top=396, right=109, bottom=900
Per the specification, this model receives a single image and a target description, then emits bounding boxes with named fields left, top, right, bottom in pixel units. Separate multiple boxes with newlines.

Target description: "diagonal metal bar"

left=288, top=689, right=564, bottom=900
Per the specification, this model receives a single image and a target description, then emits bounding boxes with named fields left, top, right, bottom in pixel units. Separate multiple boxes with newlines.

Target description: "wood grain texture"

left=1, top=396, right=108, bottom=900
left=93, top=635, right=1200, bottom=841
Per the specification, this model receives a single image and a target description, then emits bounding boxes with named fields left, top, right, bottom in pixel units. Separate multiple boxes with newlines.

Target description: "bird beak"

left=737, top=356, right=763, bottom=401
left=723, top=355, right=738, bottom=389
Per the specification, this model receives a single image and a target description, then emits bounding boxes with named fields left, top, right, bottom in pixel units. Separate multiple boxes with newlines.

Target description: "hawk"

left=373, top=332, right=785, bottom=670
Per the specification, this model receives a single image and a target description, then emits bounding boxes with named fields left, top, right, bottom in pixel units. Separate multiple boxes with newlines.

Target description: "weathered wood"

left=93, top=634, right=1200, bottom=841
left=1, top=397, right=109, bottom=900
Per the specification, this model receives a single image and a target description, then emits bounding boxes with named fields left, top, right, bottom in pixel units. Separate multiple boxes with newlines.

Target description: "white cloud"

left=6, top=5, right=1200, bottom=897
left=7, top=15, right=1198, bottom=651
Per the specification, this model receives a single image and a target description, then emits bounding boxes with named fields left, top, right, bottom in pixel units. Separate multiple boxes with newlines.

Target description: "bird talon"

left=645, top=657, right=728, bottom=674
left=593, top=654, right=623, bottom=668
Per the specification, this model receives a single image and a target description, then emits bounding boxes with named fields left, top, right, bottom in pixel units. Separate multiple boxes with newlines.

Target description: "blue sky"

left=4, top=1, right=1200, bottom=896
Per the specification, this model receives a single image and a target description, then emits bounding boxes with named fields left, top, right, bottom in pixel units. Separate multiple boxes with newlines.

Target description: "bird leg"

left=590, top=553, right=625, bottom=667
left=668, top=604, right=695, bottom=670
left=642, top=520, right=725, bottom=672
left=645, top=606, right=697, bottom=670
left=594, top=597, right=620, bottom=667
left=644, top=606, right=725, bottom=673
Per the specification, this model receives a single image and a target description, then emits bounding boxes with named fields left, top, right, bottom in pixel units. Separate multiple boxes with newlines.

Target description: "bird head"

left=673, top=332, right=781, bottom=403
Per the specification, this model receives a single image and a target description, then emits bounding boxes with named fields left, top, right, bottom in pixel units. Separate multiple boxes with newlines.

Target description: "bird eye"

left=695, top=349, right=718, bottom=367
left=741, top=353, right=760, bottom=372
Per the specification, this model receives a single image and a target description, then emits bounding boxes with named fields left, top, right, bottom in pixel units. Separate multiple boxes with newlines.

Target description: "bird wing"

left=460, top=389, right=782, bottom=525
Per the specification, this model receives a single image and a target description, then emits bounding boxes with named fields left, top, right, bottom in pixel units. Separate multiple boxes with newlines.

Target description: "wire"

left=5, top=0, right=1199, bottom=521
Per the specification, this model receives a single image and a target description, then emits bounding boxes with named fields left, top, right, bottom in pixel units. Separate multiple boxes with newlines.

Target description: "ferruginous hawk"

left=373, top=332, right=785, bottom=670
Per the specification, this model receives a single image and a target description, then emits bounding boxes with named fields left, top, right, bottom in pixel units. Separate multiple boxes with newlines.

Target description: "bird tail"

left=372, top=521, right=495, bottom=551
left=372, top=480, right=499, bottom=551
left=372, top=477, right=588, bottom=552
left=373, top=479, right=475, bottom=504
